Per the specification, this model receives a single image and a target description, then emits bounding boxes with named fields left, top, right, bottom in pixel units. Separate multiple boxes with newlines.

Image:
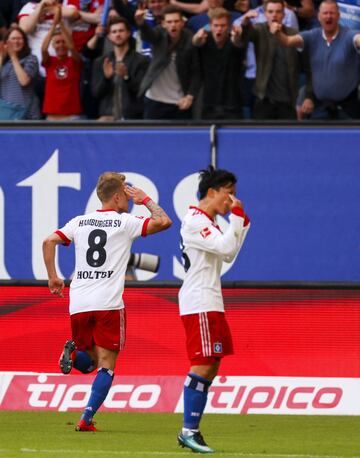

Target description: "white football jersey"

left=57, top=210, right=149, bottom=315
left=178, top=206, right=250, bottom=316
left=18, top=3, right=59, bottom=76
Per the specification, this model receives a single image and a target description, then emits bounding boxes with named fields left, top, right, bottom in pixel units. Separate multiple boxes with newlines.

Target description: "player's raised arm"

left=183, top=202, right=249, bottom=261
left=42, top=232, right=65, bottom=297
left=124, top=185, right=172, bottom=234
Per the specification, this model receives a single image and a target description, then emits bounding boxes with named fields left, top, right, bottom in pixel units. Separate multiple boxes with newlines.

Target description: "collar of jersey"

left=97, top=209, right=117, bottom=212
left=189, top=206, right=214, bottom=222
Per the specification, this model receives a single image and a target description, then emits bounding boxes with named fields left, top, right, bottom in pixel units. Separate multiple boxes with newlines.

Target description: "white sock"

left=182, top=427, right=199, bottom=437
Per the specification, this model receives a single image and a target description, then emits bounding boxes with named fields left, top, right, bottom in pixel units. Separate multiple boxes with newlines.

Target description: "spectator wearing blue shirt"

left=0, top=26, right=40, bottom=119
left=272, top=0, right=360, bottom=119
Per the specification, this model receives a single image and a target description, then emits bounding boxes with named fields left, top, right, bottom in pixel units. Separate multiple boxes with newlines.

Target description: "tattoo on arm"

left=145, top=199, right=167, bottom=219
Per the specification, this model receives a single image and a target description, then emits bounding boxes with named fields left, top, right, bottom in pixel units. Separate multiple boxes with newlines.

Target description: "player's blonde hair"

left=96, top=172, right=126, bottom=203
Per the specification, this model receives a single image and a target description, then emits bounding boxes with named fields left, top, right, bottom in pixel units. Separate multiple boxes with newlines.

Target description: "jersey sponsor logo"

left=213, top=342, right=222, bottom=353
left=76, top=270, right=114, bottom=279
left=200, top=227, right=211, bottom=238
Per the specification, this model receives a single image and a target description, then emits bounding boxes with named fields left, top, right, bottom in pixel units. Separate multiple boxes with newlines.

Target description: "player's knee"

left=191, top=363, right=219, bottom=381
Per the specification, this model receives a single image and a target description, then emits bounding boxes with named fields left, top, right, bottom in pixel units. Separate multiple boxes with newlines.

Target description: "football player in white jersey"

left=43, top=171, right=172, bottom=431
left=177, top=165, right=250, bottom=453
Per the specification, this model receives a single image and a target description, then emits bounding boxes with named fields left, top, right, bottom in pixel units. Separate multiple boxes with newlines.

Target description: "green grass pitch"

left=0, top=411, right=360, bottom=458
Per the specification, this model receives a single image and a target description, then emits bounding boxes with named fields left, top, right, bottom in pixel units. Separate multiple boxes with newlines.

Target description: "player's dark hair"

left=198, top=165, right=237, bottom=200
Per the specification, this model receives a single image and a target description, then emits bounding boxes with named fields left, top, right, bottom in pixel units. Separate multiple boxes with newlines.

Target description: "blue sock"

left=73, top=351, right=95, bottom=374
left=81, top=368, right=114, bottom=425
left=183, top=373, right=212, bottom=430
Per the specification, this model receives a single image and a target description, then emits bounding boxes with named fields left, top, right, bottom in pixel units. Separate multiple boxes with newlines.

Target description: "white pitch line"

left=16, top=449, right=360, bottom=458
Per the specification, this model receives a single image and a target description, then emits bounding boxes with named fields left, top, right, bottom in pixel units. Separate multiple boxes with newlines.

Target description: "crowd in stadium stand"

left=0, top=0, right=359, bottom=121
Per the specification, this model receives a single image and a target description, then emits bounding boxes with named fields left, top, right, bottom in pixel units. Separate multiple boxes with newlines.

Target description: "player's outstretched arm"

left=42, top=233, right=65, bottom=297
left=124, top=185, right=172, bottom=235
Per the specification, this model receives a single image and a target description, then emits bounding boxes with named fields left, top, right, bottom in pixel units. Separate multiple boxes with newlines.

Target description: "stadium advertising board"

left=0, top=127, right=359, bottom=281
left=1, top=285, right=360, bottom=414
left=0, top=128, right=209, bottom=282
left=1, top=373, right=358, bottom=415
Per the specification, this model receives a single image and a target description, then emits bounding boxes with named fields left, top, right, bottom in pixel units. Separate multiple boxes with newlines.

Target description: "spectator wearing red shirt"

left=41, top=5, right=83, bottom=120
left=62, top=1, right=106, bottom=119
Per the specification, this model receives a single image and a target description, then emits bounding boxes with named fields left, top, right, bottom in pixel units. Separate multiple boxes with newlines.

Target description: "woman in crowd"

left=0, top=26, right=40, bottom=120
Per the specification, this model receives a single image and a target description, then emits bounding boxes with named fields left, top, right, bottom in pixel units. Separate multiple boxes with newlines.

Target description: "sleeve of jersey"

left=223, top=210, right=250, bottom=263
left=183, top=209, right=250, bottom=260
left=17, top=4, right=32, bottom=20
left=125, top=214, right=151, bottom=239
left=55, top=217, right=77, bottom=246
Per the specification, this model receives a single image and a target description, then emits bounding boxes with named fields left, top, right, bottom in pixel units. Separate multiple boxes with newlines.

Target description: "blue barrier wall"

left=218, top=128, right=360, bottom=281
left=0, top=126, right=359, bottom=281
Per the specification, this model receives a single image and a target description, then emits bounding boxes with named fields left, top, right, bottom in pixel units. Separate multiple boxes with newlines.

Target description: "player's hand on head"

left=48, top=277, right=65, bottom=297
left=124, top=185, right=147, bottom=205
left=229, top=194, right=243, bottom=210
